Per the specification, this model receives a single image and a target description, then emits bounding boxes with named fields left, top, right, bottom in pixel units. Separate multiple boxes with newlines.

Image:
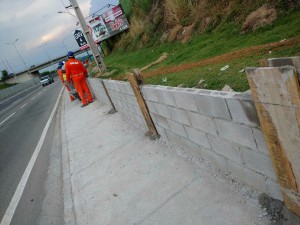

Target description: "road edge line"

left=0, top=87, right=64, bottom=225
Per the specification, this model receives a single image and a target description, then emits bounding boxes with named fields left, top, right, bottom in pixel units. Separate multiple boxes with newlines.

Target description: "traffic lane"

left=0, top=84, right=42, bottom=112
left=0, top=81, right=62, bottom=220
left=0, top=86, right=43, bottom=122
left=11, top=109, right=63, bottom=225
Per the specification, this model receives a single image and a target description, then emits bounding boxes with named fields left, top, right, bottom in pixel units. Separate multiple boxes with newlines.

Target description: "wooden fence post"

left=126, top=70, right=160, bottom=140
left=246, top=66, right=300, bottom=216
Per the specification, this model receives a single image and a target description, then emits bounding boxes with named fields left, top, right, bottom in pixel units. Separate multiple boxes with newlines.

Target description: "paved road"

left=0, top=80, right=63, bottom=225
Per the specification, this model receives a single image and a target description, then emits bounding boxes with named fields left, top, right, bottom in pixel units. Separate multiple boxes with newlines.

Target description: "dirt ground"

left=259, top=194, right=300, bottom=225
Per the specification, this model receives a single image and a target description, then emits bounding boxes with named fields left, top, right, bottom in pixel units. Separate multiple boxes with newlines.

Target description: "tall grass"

left=164, top=0, right=198, bottom=26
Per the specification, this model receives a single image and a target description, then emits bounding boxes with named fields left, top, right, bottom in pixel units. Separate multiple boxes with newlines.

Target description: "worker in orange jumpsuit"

left=65, top=51, right=93, bottom=107
left=57, top=61, right=75, bottom=102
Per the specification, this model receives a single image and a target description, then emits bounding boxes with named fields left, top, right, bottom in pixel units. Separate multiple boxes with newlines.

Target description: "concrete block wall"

left=89, top=78, right=147, bottom=131
left=88, top=78, right=110, bottom=104
left=88, top=78, right=282, bottom=200
left=142, top=85, right=282, bottom=200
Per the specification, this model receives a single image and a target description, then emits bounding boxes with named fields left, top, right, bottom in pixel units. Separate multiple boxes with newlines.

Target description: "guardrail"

left=0, top=79, right=40, bottom=101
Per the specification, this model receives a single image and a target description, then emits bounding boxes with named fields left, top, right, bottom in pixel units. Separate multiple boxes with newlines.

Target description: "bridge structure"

left=3, top=48, right=92, bottom=85
left=27, top=48, right=89, bottom=76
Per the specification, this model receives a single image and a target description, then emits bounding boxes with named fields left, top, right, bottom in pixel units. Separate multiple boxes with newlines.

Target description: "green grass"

left=93, top=10, right=300, bottom=92
left=0, top=83, right=16, bottom=90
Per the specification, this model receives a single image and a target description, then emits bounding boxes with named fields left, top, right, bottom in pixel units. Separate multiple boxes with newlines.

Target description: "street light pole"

left=5, top=39, right=37, bottom=84
left=5, top=59, right=19, bottom=84
left=40, top=43, right=55, bottom=67
left=62, top=40, right=69, bottom=52
left=68, top=0, right=106, bottom=72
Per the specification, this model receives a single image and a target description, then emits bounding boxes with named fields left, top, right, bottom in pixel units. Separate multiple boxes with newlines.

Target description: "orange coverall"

left=65, top=58, right=93, bottom=105
left=57, top=68, right=75, bottom=101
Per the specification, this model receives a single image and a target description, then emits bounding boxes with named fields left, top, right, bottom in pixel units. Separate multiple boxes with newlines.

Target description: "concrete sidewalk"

left=60, top=91, right=269, bottom=225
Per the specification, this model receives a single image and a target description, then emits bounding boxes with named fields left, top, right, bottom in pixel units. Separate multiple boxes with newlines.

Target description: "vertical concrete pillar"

left=126, top=70, right=159, bottom=140
left=259, top=56, right=300, bottom=80
left=246, top=66, right=300, bottom=216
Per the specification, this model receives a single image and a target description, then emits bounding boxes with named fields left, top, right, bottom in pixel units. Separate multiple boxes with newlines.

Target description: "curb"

left=60, top=91, right=77, bottom=225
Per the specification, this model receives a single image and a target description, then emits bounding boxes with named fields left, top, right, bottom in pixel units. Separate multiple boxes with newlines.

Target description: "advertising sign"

left=73, top=29, right=89, bottom=50
left=89, top=16, right=110, bottom=42
left=73, top=4, right=129, bottom=49
left=100, top=5, right=129, bottom=38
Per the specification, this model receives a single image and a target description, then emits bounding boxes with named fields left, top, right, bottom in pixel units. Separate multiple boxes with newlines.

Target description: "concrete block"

left=267, top=56, right=300, bottom=76
left=208, top=136, right=243, bottom=165
left=252, top=128, right=269, bottom=155
left=165, top=129, right=182, bottom=147
left=136, top=115, right=147, bottom=130
left=214, top=119, right=257, bottom=149
left=132, top=96, right=139, bottom=106
left=141, top=87, right=159, bottom=102
left=199, top=147, right=230, bottom=173
left=167, top=120, right=187, bottom=138
left=156, top=89, right=176, bottom=106
left=241, top=147, right=276, bottom=180
left=179, top=137, right=203, bottom=161
left=119, top=83, right=128, bottom=94
left=168, top=107, right=190, bottom=126
left=185, top=126, right=211, bottom=149
left=154, top=102, right=171, bottom=119
left=187, top=112, right=217, bottom=136
left=227, top=161, right=267, bottom=193
left=194, top=94, right=231, bottom=119
left=133, top=105, right=143, bottom=117
left=146, top=101, right=157, bottom=113
left=125, top=83, right=134, bottom=95
left=172, top=91, right=198, bottom=112
left=226, top=98, right=260, bottom=127
left=266, top=178, right=283, bottom=201
left=156, top=125, right=168, bottom=140
left=153, top=114, right=170, bottom=130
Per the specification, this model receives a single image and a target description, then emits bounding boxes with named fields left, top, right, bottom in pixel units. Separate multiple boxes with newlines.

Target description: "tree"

left=1, top=70, right=8, bottom=83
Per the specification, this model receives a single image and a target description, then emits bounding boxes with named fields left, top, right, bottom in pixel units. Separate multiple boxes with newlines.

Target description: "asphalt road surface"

left=0, top=80, right=63, bottom=225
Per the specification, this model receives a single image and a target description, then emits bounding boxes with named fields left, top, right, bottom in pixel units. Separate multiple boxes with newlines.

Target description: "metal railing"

left=0, top=78, right=40, bottom=101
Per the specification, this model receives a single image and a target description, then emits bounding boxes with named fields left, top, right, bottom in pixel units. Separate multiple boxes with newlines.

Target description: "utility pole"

left=5, top=39, right=37, bottom=84
left=69, top=0, right=106, bottom=72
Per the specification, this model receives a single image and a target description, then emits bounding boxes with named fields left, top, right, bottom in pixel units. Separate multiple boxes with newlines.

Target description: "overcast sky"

left=0, top=0, right=119, bottom=73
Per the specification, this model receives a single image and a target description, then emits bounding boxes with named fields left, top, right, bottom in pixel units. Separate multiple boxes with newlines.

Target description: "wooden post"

left=126, top=70, right=160, bottom=140
left=246, top=66, right=300, bottom=216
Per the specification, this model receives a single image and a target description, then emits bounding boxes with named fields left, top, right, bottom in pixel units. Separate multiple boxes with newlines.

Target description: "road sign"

left=73, top=29, right=88, bottom=50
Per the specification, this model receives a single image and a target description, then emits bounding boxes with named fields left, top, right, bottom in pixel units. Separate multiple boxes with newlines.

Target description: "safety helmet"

left=58, top=61, right=64, bottom=66
left=67, top=51, right=74, bottom=57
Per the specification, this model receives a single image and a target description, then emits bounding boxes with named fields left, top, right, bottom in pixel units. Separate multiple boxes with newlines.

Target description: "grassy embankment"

left=90, top=8, right=300, bottom=92
left=0, top=83, right=15, bottom=90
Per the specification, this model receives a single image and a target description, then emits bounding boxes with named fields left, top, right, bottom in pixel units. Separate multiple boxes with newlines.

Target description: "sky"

left=0, top=0, right=119, bottom=74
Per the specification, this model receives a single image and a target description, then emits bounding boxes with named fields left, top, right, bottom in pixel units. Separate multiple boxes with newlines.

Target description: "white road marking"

left=20, top=103, right=27, bottom=109
left=31, top=96, right=36, bottom=100
left=37, top=92, right=42, bottom=95
left=0, top=113, right=16, bottom=126
left=0, top=87, right=63, bottom=225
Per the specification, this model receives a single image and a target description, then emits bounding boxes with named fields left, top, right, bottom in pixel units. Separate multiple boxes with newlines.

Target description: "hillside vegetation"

left=93, top=0, right=300, bottom=92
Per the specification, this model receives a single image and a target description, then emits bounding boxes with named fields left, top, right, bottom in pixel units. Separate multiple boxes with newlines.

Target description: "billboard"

left=73, top=29, right=89, bottom=50
left=73, top=4, right=129, bottom=49
left=100, top=5, right=129, bottom=38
